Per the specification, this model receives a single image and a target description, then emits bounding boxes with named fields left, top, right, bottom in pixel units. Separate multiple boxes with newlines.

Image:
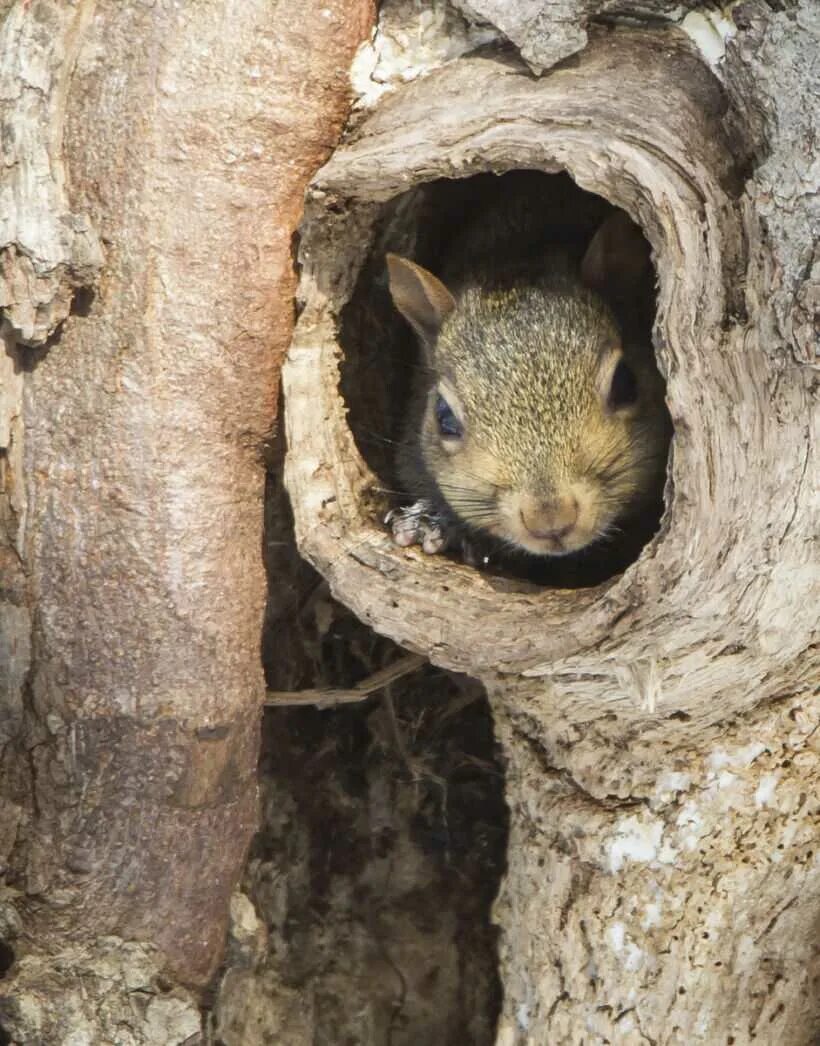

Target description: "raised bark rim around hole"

left=282, top=29, right=787, bottom=722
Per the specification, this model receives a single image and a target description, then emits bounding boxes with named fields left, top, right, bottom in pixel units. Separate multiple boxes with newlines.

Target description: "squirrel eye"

left=608, top=358, right=638, bottom=410
left=435, top=393, right=463, bottom=439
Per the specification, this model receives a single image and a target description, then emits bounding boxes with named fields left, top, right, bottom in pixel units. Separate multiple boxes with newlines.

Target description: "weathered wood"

left=0, top=2, right=103, bottom=346
left=1, top=0, right=815, bottom=1041
left=283, top=13, right=819, bottom=1044
left=451, top=0, right=705, bottom=72
left=285, top=29, right=815, bottom=725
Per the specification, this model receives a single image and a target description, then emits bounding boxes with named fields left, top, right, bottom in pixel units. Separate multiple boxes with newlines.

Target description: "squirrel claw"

left=386, top=501, right=449, bottom=555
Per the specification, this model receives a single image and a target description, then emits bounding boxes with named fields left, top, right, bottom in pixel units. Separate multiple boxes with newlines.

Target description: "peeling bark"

left=0, top=1, right=103, bottom=346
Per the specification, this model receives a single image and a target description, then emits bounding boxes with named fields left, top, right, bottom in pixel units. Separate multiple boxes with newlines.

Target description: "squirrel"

left=384, top=177, right=671, bottom=573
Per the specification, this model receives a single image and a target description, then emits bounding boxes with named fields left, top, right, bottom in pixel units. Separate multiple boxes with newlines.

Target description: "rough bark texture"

left=0, top=3, right=103, bottom=346
left=283, top=6, right=819, bottom=1044
left=286, top=29, right=813, bottom=719
left=1, top=0, right=816, bottom=1042
left=452, top=0, right=704, bottom=71
left=0, top=0, right=373, bottom=1039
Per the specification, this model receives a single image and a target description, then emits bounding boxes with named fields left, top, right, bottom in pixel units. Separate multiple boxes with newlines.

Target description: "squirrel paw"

left=385, top=501, right=450, bottom=555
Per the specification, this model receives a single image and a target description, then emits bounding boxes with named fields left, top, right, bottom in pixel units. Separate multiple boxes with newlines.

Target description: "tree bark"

left=0, top=0, right=372, bottom=1040
left=1, top=0, right=816, bottom=1043
left=283, top=5, right=819, bottom=1043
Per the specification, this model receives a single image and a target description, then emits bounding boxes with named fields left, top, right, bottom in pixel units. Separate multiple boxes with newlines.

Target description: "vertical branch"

left=0, top=3, right=374, bottom=1035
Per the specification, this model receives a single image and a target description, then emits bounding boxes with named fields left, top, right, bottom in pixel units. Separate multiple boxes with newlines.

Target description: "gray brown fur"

left=387, top=182, right=671, bottom=565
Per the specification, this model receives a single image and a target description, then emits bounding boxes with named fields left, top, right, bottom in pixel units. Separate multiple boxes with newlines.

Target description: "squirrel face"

left=387, top=213, right=669, bottom=558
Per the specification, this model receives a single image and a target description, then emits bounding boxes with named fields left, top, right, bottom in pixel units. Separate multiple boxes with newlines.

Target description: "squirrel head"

left=386, top=213, right=669, bottom=557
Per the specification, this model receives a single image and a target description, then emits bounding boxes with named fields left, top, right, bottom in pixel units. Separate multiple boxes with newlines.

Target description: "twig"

left=265, top=652, right=426, bottom=708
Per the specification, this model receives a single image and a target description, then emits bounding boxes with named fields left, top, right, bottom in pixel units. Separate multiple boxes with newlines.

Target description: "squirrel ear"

left=581, top=212, right=650, bottom=297
left=386, top=254, right=456, bottom=345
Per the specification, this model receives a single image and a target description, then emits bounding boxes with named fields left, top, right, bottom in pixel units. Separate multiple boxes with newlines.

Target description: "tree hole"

left=339, top=170, right=671, bottom=588
left=69, top=287, right=96, bottom=318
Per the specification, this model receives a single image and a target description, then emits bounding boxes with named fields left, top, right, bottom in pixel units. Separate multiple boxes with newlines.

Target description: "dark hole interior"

left=233, top=420, right=509, bottom=1045
left=69, top=286, right=96, bottom=318
left=339, top=170, right=672, bottom=588
left=0, top=942, right=13, bottom=978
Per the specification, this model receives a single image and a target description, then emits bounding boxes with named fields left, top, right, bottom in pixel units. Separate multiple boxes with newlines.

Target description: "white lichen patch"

left=697, top=741, right=780, bottom=815
left=654, top=770, right=692, bottom=800
left=707, top=742, right=767, bottom=774
left=675, top=800, right=705, bottom=852
left=608, top=921, right=625, bottom=951
left=608, top=814, right=672, bottom=872
left=607, top=921, right=646, bottom=971
left=8, top=939, right=201, bottom=1045
left=350, top=0, right=500, bottom=107
left=642, top=901, right=662, bottom=930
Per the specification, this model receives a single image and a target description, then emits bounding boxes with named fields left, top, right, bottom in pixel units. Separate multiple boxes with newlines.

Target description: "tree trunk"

left=0, top=0, right=372, bottom=1040
left=1, top=0, right=816, bottom=1043
left=283, top=3, right=819, bottom=1044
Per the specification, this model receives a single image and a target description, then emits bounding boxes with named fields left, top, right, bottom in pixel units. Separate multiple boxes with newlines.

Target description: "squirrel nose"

left=520, top=496, right=579, bottom=541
